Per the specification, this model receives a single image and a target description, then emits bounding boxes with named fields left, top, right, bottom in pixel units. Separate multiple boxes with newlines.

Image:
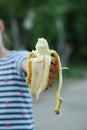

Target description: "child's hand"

left=47, top=56, right=58, bottom=89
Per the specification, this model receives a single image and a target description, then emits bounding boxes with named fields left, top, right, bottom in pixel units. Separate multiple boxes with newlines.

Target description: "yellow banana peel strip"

left=26, top=38, right=63, bottom=114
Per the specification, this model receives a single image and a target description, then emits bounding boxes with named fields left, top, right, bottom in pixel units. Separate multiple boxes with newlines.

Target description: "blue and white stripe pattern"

left=0, top=51, right=35, bottom=130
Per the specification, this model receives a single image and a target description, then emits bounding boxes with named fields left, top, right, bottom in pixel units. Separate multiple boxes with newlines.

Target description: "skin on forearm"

left=21, top=59, right=28, bottom=73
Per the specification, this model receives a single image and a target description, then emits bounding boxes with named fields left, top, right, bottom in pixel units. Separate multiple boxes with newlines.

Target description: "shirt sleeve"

left=15, top=50, right=29, bottom=78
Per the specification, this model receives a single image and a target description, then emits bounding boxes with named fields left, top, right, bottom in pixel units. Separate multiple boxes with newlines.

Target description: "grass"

left=63, top=63, right=87, bottom=79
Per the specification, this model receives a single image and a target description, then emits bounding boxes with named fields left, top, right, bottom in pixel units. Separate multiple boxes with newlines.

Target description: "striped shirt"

left=0, top=50, right=35, bottom=130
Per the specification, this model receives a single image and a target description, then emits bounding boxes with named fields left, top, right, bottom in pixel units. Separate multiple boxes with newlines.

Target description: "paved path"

left=33, top=78, right=87, bottom=130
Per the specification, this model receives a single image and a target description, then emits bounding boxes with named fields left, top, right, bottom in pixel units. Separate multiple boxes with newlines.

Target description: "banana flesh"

left=26, top=38, right=63, bottom=114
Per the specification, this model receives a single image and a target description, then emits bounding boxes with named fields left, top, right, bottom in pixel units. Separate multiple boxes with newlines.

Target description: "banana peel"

left=26, top=38, right=63, bottom=114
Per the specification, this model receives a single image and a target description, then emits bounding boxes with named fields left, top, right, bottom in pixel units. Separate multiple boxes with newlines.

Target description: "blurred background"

left=0, top=0, right=87, bottom=130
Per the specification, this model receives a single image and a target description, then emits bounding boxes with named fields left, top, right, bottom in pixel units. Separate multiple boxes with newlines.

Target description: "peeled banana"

left=26, top=38, right=63, bottom=114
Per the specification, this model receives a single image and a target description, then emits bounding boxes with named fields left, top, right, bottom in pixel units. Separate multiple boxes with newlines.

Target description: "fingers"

left=49, top=78, right=55, bottom=85
left=50, top=64, right=58, bottom=73
left=46, top=56, right=58, bottom=89
left=51, top=56, right=58, bottom=73
left=46, top=77, right=56, bottom=89
left=46, top=79, right=53, bottom=89
left=46, top=69, right=58, bottom=89
left=49, top=71, right=57, bottom=79
left=51, top=56, right=58, bottom=65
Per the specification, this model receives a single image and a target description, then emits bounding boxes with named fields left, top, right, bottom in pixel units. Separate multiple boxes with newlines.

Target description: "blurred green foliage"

left=63, top=63, right=87, bottom=78
left=0, top=0, right=87, bottom=63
